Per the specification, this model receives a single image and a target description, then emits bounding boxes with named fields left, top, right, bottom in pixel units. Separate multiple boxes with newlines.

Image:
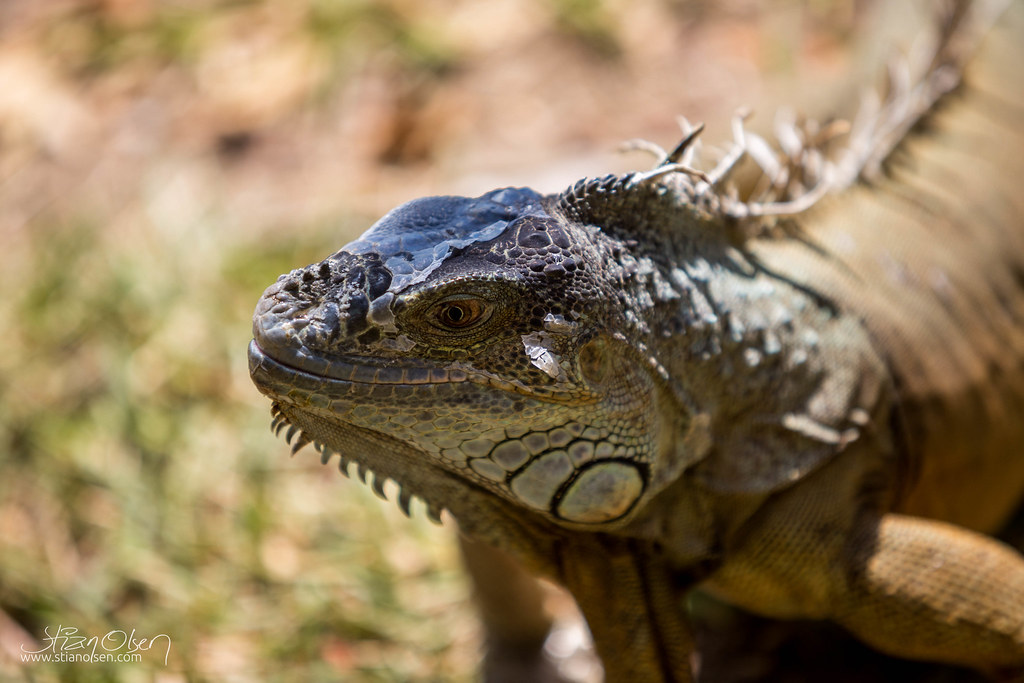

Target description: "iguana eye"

left=434, top=296, right=489, bottom=330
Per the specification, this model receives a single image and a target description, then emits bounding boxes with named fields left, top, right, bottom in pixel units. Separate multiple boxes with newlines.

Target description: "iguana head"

left=249, top=183, right=701, bottom=530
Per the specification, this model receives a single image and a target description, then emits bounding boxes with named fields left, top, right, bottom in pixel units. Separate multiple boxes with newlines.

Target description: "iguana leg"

left=559, top=537, right=697, bottom=683
left=838, top=513, right=1024, bottom=677
left=458, top=536, right=564, bottom=683
left=461, top=533, right=698, bottom=682
left=704, top=442, right=1024, bottom=679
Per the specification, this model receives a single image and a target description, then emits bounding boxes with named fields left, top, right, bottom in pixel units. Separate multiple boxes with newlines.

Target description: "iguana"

left=248, top=1, right=1024, bottom=680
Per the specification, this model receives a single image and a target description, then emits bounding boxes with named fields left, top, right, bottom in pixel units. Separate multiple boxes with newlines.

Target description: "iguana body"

left=248, top=1, right=1024, bottom=680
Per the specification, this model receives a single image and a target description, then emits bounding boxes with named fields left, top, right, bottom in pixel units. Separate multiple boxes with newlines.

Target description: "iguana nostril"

left=344, top=292, right=369, bottom=335
left=366, top=266, right=392, bottom=300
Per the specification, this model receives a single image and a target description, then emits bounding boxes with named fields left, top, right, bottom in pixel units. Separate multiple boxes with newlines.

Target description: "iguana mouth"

left=250, top=331, right=594, bottom=404
left=250, top=337, right=470, bottom=385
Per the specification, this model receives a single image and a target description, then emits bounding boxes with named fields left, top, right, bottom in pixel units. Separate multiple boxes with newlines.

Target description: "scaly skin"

left=249, top=2, right=1024, bottom=680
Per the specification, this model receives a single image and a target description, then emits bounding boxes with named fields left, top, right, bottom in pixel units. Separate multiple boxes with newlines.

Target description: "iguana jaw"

left=248, top=337, right=579, bottom=571
left=248, top=340, right=496, bottom=515
left=248, top=334, right=657, bottom=528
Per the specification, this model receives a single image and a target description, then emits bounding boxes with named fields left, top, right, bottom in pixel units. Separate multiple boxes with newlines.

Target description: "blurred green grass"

left=0, top=0, right=862, bottom=680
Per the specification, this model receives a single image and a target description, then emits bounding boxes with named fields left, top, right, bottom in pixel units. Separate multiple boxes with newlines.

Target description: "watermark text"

left=21, top=625, right=171, bottom=666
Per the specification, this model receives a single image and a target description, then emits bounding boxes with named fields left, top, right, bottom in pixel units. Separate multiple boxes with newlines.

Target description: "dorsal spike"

left=663, top=121, right=705, bottom=165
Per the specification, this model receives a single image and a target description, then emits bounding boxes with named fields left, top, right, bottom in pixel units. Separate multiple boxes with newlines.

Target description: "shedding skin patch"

left=522, top=331, right=566, bottom=381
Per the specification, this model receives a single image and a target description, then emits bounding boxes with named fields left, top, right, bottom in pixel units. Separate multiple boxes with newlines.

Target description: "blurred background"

left=0, top=1, right=879, bottom=681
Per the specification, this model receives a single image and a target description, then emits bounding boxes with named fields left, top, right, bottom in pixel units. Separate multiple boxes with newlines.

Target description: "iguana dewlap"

left=248, top=1, right=1024, bottom=680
